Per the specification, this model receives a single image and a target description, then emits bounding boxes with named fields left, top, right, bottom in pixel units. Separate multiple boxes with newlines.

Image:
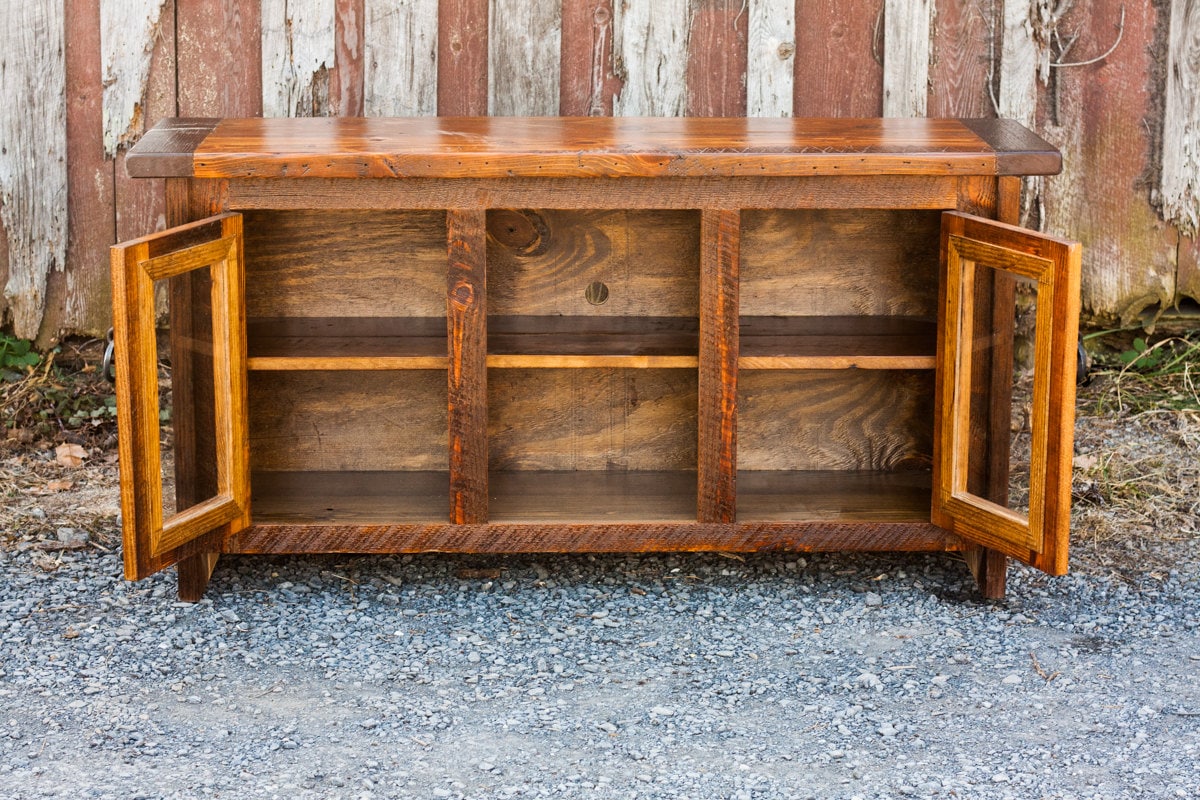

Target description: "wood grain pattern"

left=738, top=316, right=936, bottom=369
left=929, top=0, right=992, bottom=118
left=487, top=209, right=699, bottom=317
left=242, top=210, right=447, bottom=318
left=364, top=0, right=438, bottom=116
left=1042, top=0, right=1175, bottom=324
left=489, top=368, right=697, bottom=472
left=489, top=0, right=561, bottom=115
left=737, top=470, right=931, bottom=522
left=227, top=519, right=959, bottom=555
left=686, top=0, right=748, bottom=117
left=0, top=0, right=68, bottom=339
left=437, top=0, right=488, bottom=115
left=332, top=0, right=365, bottom=115
left=100, top=0, right=167, bottom=154
left=176, top=116, right=1052, bottom=179
left=698, top=209, right=739, bottom=523
left=882, top=0, right=931, bottom=117
left=740, top=209, right=941, bottom=318
left=746, top=0, right=794, bottom=117
left=490, top=471, right=697, bottom=523
left=559, top=0, right=620, bottom=116
left=447, top=208, right=489, bottom=524
left=738, top=370, right=934, bottom=472
left=226, top=174, right=963, bottom=211
left=176, top=0, right=261, bottom=116
left=261, top=0, right=336, bottom=117
left=1162, top=0, right=1200, bottom=237
left=612, top=0, right=689, bottom=116
left=56, top=0, right=116, bottom=345
left=252, top=470, right=449, bottom=523
left=248, top=371, right=447, bottom=471
left=997, top=0, right=1036, bottom=127
left=793, top=0, right=881, bottom=116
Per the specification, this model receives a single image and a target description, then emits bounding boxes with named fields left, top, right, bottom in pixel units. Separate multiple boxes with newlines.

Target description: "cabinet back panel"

left=489, top=368, right=698, bottom=471
left=487, top=210, right=700, bottom=317
left=248, top=371, right=447, bottom=471
left=739, top=370, right=934, bottom=471
left=242, top=210, right=447, bottom=318
left=741, top=210, right=940, bottom=317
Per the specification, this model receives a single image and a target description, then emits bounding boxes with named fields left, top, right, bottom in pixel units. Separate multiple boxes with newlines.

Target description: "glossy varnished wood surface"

left=126, top=117, right=1063, bottom=179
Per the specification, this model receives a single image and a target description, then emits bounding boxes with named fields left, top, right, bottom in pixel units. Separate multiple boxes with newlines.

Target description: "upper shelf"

left=126, top=117, right=1062, bottom=180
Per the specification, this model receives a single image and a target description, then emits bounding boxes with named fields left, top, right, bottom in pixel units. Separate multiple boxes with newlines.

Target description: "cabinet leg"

left=177, top=552, right=220, bottom=602
left=965, top=547, right=1007, bottom=599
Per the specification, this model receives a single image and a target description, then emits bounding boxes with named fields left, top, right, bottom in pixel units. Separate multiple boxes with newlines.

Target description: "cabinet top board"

left=126, top=117, right=1060, bottom=180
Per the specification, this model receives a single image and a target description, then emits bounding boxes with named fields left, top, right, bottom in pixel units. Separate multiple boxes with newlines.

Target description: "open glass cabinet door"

left=110, top=213, right=250, bottom=581
left=933, top=211, right=1081, bottom=575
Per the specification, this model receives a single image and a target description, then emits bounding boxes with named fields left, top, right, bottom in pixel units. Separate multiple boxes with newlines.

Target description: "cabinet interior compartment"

left=242, top=210, right=448, bottom=368
left=737, top=369, right=935, bottom=521
left=486, top=208, right=700, bottom=364
left=739, top=209, right=940, bottom=368
left=488, top=368, right=698, bottom=522
left=247, top=370, right=449, bottom=525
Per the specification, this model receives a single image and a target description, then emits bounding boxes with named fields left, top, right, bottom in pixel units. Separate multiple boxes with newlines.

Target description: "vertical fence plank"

left=686, top=0, right=748, bottom=116
left=101, top=0, right=168, bottom=155
left=1162, top=0, right=1200, bottom=239
left=560, top=0, right=620, bottom=115
left=364, top=0, right=438, bottom=116
left=262, top=0, right=337, bottom=117
left=489, top=0, right=562, bottom=115
left=0, top=1, right=67, bottom=341
left=929, top=0, right=993, bottom=117
left=793, top=0, right=882, bottom=116
left=882, top=0, right=931, bottom=117
left=613, top=0, right=690, bottom=116
left=333, top=0, right=366, bottom=115
left=52, top=0, right=115, bottom=343
left=998, top=0, right=1036, bottom=126
left=747, top=0, right=794, bottom=117
left=1041, top=0, right=1176, bottom=324
left=177, top=0, right=262, bottom=116
left=439, top=0, right=489, bottom=115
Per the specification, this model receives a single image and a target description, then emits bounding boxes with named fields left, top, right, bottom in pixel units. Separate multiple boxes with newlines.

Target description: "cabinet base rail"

left=223, top=522, right=960, bottom=555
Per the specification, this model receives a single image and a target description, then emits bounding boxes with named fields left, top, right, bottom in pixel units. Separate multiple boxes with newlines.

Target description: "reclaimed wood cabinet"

left=111, top=117, right=1080, bottom=600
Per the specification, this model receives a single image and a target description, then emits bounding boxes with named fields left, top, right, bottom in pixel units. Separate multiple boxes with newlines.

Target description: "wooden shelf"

left=247, top=315, right=935, bottom=371
left=489, top=470, right=698, bottom=523
left=247, top=317, right=447, bottom=370
left=250, top=470, right=449, bottom=524
left=737, top=470, right=932, bottom=522
left=739, top=316, right=936, bottom=369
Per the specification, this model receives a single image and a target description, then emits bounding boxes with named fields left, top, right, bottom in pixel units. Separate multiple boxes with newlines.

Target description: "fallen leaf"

left=1072, top=454, right=1098, bottom=470
left=63, top=627, right=79, bottom=640
left=55, top=443, right=88, bottom=468
left=46, top=480, right=74, bottom=492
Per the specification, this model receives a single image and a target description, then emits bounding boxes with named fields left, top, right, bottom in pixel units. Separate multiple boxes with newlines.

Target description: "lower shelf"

left=489, top=470, right=697, bottom=523
left=251, top=471, right=449, bottom=524
left=737, top=470, right=932, bottom=522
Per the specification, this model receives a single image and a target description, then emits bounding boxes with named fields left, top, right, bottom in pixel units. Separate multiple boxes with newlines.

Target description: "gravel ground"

left=2, top=539, right=1198, bottom=799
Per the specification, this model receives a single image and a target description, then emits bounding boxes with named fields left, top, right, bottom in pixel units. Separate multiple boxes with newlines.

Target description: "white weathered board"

left=882, top=0, right=931, bottom=117
left=747, top=0, right=795, bottom=117
left=489, top=0, right=562, bottom=115
left=612, top=0, right=690, bottom=116
left=998, top=0, right=1037, bottom=126
left=261, top=0, right=337, bottom=117
left=1161, top=0, right=1200, bottom=237
left=100, top=0, right=168, bottom=155
left=363, top=0, right=439, bottom=116
left=1, top=0, right=68, bottom=340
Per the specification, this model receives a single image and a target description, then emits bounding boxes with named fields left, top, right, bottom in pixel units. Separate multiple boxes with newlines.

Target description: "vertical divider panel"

left=698, top=209, right=740, bottom=523
left=447, top=208, right=489, bottom=524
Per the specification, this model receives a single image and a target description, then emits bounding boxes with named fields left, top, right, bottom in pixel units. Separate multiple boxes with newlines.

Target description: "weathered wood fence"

left=1, top=0, right=1197, bottom=345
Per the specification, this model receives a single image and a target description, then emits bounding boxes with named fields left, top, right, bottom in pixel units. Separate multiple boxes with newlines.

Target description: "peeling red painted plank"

left=560, top=0, right=621, bottom=116
left=332, top=0, right=365, bottom=116
left=437, top=0, right=488, bottom=115
left=929, top=0, right=993, bottom=117
left=177, top=0, right=262, bottom=116
left=687, top=0, right=749, bottom=117
left=793, top=0, right=882, bottom=116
